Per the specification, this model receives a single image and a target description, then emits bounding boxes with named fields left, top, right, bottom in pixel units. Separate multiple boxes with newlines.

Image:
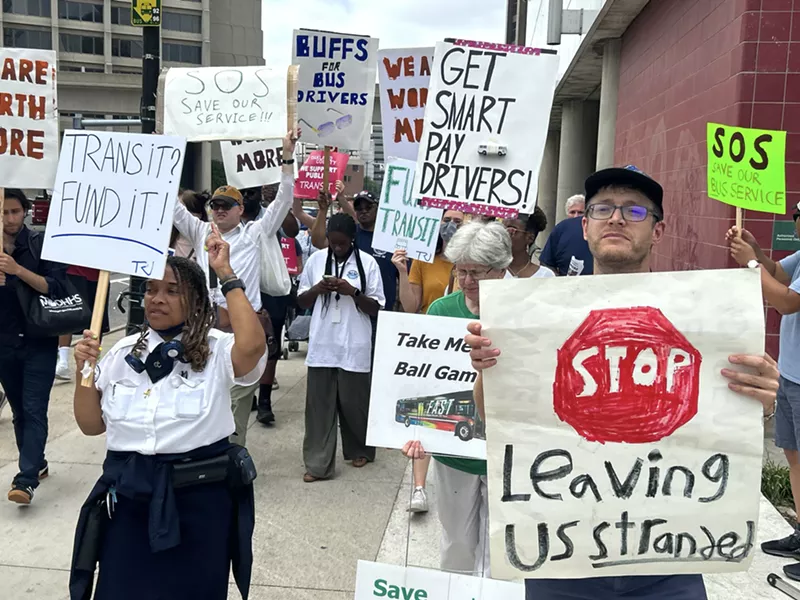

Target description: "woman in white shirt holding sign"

left=297, top=213, right=385, bottom=482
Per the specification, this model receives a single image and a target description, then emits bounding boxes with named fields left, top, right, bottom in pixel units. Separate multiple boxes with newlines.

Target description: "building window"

left=112, top=38, right=143, bottom=59
left=352, top=165, right=360, bottom=172
left=163, top=42, right=201, bottom=65
left=60, top=64, right=103, bottom=73
left=112, top=66, right=142, bottom=75
left=58, top=0, right=102, bottom=22
left=59, top=33, right=104, bottom=55
left=2, top=0, right=51, bottom=17
left=3, top=27, right=52, bottom=49
left=162, top=12, right=201, bottom=34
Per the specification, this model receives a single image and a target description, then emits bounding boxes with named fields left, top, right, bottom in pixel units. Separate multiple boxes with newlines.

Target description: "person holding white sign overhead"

left=463, top=166, right=779, bottom=599
left=402, top=220, right=512, bottom=577
left=69, top=227, right=265, bottom=600
left=171, top=129, right=299, bottom=445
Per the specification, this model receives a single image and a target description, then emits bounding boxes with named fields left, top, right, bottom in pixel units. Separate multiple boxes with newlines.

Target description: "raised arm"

left=257, top=131, right=299, bottom=239
left=73, top=331, right=106, bottom=436
left=293, top=197, right=317, bottom=229
left=173, top=196, right=210, bottom=248
left=310, top=190, right=331, bottom=250
left=335, top=179, right=357, bottom=221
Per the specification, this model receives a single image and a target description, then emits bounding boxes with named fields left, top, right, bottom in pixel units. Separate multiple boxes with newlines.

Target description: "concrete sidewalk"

left=0, top=330, right=795, bottom=599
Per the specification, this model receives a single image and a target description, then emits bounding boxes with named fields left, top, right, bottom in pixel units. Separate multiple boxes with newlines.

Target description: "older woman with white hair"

left=402, top=220, right=511, bottom=578
left=565, top=193, right=585, bottom=218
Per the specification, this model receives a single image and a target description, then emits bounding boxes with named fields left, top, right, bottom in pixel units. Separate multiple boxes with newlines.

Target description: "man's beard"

left=588, top=238, right=651, bottom=274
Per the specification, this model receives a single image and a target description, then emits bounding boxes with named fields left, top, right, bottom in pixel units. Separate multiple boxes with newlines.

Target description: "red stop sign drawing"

left=553, top=307, right=701, bottom=444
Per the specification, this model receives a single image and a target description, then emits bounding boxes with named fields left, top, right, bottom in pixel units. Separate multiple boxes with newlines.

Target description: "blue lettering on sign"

left=313, top=72, right=346, bottom=89
left=132, top=260, right=154, bottom=276
left=295, top=34, right=369, bottom=62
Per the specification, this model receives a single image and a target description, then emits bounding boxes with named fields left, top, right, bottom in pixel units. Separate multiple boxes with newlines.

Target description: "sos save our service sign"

left=479, top=269, right=765, bottom=580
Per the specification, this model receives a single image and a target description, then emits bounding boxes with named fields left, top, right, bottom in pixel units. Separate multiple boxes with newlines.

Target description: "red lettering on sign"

left=553, top=307, right=701, bottom=444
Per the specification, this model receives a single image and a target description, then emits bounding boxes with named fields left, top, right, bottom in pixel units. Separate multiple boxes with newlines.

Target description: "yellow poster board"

left=707, top=122, right=786, bottom=214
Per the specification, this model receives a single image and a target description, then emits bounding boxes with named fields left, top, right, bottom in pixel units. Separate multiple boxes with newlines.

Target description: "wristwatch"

left=354, top=289, right=361, bottom=298
left=221, top=278, right=246, bottom=296
left=282, top=158, right=295, bottom=165
left=747, top=259, right=760, bottom=270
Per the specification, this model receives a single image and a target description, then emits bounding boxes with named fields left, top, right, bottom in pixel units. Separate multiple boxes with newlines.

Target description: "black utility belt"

left=171, top=447, right=257, bottom=490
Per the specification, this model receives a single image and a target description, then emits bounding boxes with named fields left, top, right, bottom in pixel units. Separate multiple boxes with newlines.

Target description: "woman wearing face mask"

left=390, top=209, right=464, bottom=514
left=502, top=206, right=555, bottom=279
left=296, top=213, right=385, bottom=482
left=69, top=226, right=267, bottom=600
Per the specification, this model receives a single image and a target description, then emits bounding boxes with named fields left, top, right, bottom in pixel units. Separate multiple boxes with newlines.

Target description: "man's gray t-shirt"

left=779, top=250, right=800, bottom=383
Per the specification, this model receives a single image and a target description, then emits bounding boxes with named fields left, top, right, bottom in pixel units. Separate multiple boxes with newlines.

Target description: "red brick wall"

left=615, top=0, right=799, bottom=358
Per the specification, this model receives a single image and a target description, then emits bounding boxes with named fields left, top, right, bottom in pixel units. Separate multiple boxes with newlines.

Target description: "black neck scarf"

left=144, top=323, right=185, bottom=383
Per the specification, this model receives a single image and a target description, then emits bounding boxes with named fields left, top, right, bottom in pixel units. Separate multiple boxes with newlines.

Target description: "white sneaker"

left=55, top=361, right=71, bottom=381
left=408, top=486, right=429, bottom=513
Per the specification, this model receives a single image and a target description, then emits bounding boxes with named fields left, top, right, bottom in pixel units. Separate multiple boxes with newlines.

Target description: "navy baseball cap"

left=353, top=190, right=378, bottom=208
left=584, top=165, right=664, bottom=213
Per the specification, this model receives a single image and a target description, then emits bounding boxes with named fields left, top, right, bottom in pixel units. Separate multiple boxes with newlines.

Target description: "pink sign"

left=280, top=237, right=299, bottom=275
left=294, top=150, right=349, bottom=200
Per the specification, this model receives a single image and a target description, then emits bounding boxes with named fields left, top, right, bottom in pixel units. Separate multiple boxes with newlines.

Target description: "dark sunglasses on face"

left=210, top=201, right=235, bottom=211
left=586, top=203, right=655, bottom=222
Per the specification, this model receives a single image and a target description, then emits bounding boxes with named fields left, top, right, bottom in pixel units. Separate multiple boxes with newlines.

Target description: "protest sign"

left=378, top=47, right=434, bottom=162
left=707, top=122, right=786, bottom=215
left=0, top=48, right=59, bottom=188
left=220, top=138, right=284, bottom=189
left=280, top=236, right=299, bottom=275
left=413, top=40, right=558, bottom=218
left=354, top=561, right=524, bottom=599
left=479, top=269, right=764, bottom=579
left=42, top=130, right=186, bottom=280
left=162, top=66, right=286, bottom=142
left=292, top=29, right=378, bottom=150
left=372, top=158, right=443, bottom=263
left=366, top=312, right=483, bottom=459
left=294, top=149, right=348, bottom=199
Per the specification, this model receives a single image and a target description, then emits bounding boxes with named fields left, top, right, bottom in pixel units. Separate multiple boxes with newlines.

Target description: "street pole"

left=126, top=18, right=161, bottom=334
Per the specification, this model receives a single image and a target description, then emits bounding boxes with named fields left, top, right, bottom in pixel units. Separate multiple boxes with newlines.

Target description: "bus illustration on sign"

left=395, top=390, right=485, bottom=442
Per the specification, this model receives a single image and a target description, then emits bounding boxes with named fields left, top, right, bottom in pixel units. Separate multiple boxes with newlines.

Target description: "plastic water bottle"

left=567, top=256, right=584, bottom=276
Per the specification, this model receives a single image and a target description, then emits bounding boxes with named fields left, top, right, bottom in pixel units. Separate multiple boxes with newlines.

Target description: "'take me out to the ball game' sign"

left=479, top=269, right=765, bottom=580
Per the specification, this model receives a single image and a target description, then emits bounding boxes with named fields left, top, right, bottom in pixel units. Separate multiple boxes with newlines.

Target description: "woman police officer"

left=69, top=224, right=267, bottom=600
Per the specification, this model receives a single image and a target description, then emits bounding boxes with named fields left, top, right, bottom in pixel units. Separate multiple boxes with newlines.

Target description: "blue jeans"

left=0, top=336, right=57, bottom=489
left=525, top=575, right=707, bottom=599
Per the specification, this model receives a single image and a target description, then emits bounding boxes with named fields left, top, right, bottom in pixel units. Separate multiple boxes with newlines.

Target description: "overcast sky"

left=261, top=0, right=605, bottom=76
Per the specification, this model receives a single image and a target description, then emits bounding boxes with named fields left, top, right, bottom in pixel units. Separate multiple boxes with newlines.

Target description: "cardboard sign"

left=281, top=236, right=299, bottom=274
left=366, top=312, right=483, bottom=459
left=294, top=149, right=349, bottom=199
left=372, top=158, right=443, bottom=263
left=773, top=220, right=800, bottom=251
left=355, top=561, right=524, bottom=599
left=479, top=269, right=764, bottom=580
left=378, top=48, right=434, bottom=162
left=292, top=29, right=378, bottom=150
left=162, top=66, right=287, bottom=142
left=42, top=130, right=186, bottom=279
left=707, top=122, right=787, bottom=214
left=413, top=40, right=558, bottom=218
left=220, top=138, right=283, bottom=189
left=0, top=48, right=59, bottom=189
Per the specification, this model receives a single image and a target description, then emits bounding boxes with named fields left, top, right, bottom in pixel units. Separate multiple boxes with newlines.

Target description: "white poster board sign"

left=413, top=41, right=558, bottom=218
left=42, top=130, right=187, bottom=279
left=378, top=48, right=434, bottom=162
left=220, top=138, right=284, bottom=189
left=0, top=48, right=59, bottom=188
left=163, top=66, right=287, bottom=142
left=367, top=312, right=483, bottom=459
left=372, top=158, right=443, bottom=263
left=355, top=561, right=524, bottom=599
left=479, top=270, right=765, bottom=580
left=292, top=29, right=378, bottom=150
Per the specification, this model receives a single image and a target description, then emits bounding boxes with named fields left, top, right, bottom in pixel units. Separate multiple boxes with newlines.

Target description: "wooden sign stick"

left=80, top=270, right=110, bottom=387
left=323, top=146, right=332, bottom=216
left=736, top=207, right=743, bottom=232
left=287, top=65, right=299, bottom=133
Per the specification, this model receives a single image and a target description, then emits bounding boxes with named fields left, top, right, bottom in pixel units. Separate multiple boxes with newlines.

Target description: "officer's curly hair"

left=128, top=257, right=215, bottom=371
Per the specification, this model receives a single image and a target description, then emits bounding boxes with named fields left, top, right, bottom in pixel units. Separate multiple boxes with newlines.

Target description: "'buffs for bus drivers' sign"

left=366, top=312, right=483, bottom=459
left=372, top=158, right=443, bottom=264
left=414, top=40, right=558, bottom=218
left=220, top=138, right=285, bottom=189
left=707, top=122, right=787, bottom=214
left=292, top=29, right=378, bottom=150
left=41, top=130, right=186, bottom=280
left=355, top=561, right=523, bottom=599
left=0, top=48, right=59, bottom=189
left=479, top=269, right=764, bottom=579
left=162, top=66, right=287, bottom=142
left=377, top=47, right=434, bottom=162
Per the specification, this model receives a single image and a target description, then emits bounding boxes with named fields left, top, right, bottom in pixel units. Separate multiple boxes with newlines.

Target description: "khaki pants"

left=229, top=381, right=259, bottom=448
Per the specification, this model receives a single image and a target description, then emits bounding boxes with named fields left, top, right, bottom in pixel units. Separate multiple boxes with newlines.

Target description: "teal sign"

left=773, top=220, right=800, bottom=251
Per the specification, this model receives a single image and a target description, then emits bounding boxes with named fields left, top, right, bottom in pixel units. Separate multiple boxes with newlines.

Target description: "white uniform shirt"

left=95, top=329, right=267, bottom=454
left=506, top=266, right=556, bottom=279
left=172, top=172, right=294, bottom=310
left=298, top=249, right=385, bottom=373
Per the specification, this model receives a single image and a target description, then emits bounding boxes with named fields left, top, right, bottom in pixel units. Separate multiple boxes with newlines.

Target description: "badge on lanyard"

left=331, top=301, right=342, bottom=324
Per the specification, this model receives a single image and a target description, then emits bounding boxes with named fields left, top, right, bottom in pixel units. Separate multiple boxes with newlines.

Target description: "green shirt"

left=426, top=291, right=487, bottom=476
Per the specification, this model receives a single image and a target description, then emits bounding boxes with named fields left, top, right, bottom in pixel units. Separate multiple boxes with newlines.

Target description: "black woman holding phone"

left=69, top=224, right=267, bottom=600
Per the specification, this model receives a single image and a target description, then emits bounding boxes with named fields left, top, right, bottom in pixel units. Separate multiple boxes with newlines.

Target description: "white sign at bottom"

left=354, top=561, right=524, bottom=599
